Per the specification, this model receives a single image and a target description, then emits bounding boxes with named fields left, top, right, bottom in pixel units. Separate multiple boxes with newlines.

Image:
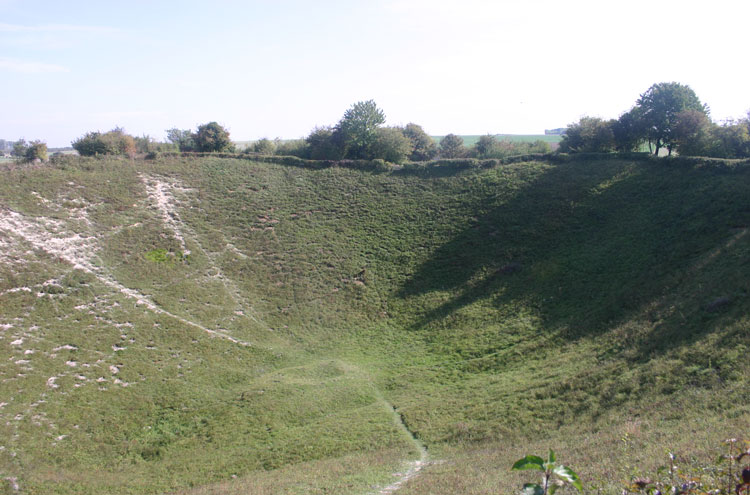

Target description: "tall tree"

left=335, top=100, right=385, bottom=159
left=635, top=82, right=708, bottom=155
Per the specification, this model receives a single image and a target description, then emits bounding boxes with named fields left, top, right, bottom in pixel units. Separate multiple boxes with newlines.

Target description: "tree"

left=193, top=122, right=234, bottom=153
left=25, top=140, right=48, bottom=161
left=439, top=134, right=466, bottom=158
left=710, top=120, right=750, bottom=158
left=671, top=110, right=714, bottom=156
left=370, top=127, right=412, bottom=164
left=558, top=117, right=615, bottom=153
left=335, top=100, right=385, bottom=159
left=165, top=128, right=196, bottom=151
left=634, top=82, right=708, bottom=155
left=12, top=139, right=28, bottom=158
left=474, top=134, right=499, bottom=158
left=402, top=123, right=437, bottom=161
left=611, top=108, right=647, bottom=152
left=10, top=139, right=47, bottom=162
left=251, top=138, right=276, bottom=154
left=306, top=126, right=346, bottom=160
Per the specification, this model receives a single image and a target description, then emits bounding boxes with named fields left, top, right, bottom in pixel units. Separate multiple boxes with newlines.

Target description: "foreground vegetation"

left=0, top=153, right=748, bottom=494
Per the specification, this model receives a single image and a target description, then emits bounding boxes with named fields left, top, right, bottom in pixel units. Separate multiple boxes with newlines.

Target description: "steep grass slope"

left=0, top=155, right=748, bottom=494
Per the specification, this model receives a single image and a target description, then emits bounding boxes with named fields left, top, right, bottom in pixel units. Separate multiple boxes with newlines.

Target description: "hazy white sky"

left=1, top=0, right=748, bottom=146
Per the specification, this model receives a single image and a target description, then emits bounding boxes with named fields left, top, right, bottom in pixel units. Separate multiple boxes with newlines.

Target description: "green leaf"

left=553, top=465, right=583, bottom=492
left=549, top=484, right=558, bottom=495
left=512, top=455, right=546, bottom=471
left=548, top=449, right=556, bottom=464
left=522, top=483, right=545, bottom=495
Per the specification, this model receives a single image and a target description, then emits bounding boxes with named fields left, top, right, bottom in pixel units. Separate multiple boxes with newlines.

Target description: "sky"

left=1, top=0, right=749, bottom=147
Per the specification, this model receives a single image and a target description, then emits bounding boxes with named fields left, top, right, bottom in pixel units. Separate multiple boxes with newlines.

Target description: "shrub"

left=306, top=126, right=346, bottom=160
left=249, top=138, right=276, bottom=155
left=25, top=140, right=48, bottom=161
left=371, top=127, right=412, bottom=164
left=72, top=128, right=136, bottom=157
left=10, top=139, right=47, bottom=162
left=274, top=138, right=308, bottom=157
left=402, top=123, right=438, bottom=161
left=672, top=110, right=714, bottom=156
left=710, top=120, right=750, bottom=158
left=165, top=128, right=196, bottom=152
left=475, top=134, right=499, bottom=158
left=439, top=134, right=466, bottom=158
left=11, top=139, right=27, bottom=159
left=612, top=108, right=647, bottom=152
left=559, top=117, right=615, bottom=153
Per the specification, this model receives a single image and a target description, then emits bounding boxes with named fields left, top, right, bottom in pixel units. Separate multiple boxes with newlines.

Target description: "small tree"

left=710, top=120, right=750, bottom=158
left=251, top=138, right=276, bottom=154
left=165, top=128, right=196, bottom=151
left=672, top=110, right=714, bottom=156
left=370, top=127, right=412, bottom=164
left=10, top=139, right=48, bottom=162
left=193, top=122, right=234, bottom=153
left=402, top=123, right=437, bottom=161
left=439, top=134, right=466, bottom=158
left=559, top=117, right=615, bottom=153
left=611, top=108, right=647, bottom=152
left=306, top=126, right=346, bottom=160
left=25, top=140, right=48, bottom=161
left=134, top=135, right=157, bottom=154
left=474, top=134, right=499, bottom=158
left=12, top=139, right=28, bottom=159
left=335, top=100, right=386, bottom=159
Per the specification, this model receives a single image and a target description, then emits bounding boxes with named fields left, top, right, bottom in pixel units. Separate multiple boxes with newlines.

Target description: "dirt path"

left=140, top=174, right=265, bottom=325
left=0, top=205, right=252, bottom=347
left=376, top=400, right=429, bottom=494
left=334, top=361, right=429, bottom=494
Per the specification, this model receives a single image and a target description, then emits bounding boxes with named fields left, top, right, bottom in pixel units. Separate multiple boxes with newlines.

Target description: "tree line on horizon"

left=162, top=100, right=550, bottom=163
left=6, top=82, right=749, bottom=163
left=560, top=82, right=750, bottom=158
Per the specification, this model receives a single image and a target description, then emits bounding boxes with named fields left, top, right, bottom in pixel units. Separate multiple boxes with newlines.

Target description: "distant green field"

left=235, top=134, right=563, bottom=151
left=431, top=134, right=563, bottom=146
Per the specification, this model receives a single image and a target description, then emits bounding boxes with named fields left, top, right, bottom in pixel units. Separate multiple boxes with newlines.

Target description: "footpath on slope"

left=375, top=396, right=429, bottom=494
left=334, top=361, right=430, bottom=494
left=0, top=179, right=431, bottom=494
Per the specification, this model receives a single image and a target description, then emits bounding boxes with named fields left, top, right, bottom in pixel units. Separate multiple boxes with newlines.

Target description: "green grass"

left=0, top=154, right=748, bottom=494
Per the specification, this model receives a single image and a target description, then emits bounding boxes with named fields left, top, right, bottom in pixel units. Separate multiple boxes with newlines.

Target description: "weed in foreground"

left=512, top=450, right=582, bottom=495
